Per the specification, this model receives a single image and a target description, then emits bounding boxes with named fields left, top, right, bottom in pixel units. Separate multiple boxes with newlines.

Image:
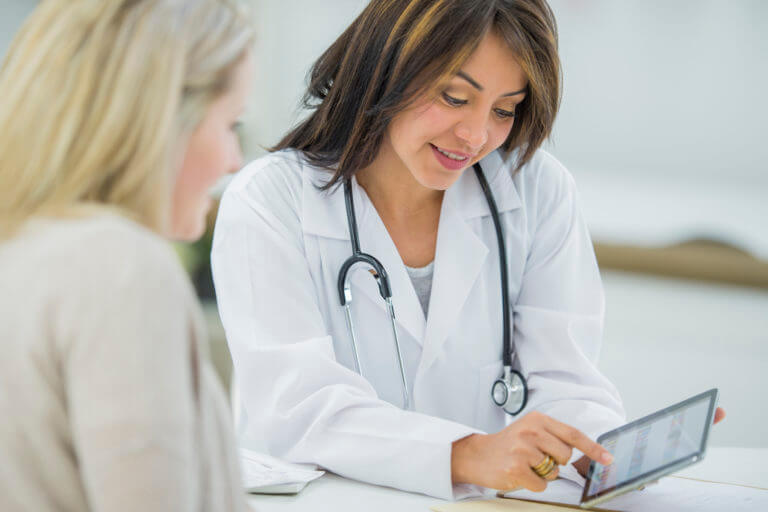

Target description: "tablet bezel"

left=579, top=388, right=718, bottom=509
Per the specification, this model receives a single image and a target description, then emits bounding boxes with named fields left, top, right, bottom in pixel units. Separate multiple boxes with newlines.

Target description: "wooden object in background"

left=594, top=240, right=768, bottom=289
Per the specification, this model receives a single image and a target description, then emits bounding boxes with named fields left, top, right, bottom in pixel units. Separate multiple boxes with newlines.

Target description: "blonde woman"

left=0, top=1, right=254, bottom=510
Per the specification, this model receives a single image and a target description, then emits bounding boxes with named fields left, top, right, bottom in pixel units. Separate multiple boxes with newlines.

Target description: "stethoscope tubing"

left=337, top=163, right=526, bottom=414
left=337, top=180, right=409, bottom=409
left=472, top=163, right=512, bottom=369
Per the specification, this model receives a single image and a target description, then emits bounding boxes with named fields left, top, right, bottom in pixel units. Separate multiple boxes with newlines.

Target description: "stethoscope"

left=337, top=162, right=528, bottom=415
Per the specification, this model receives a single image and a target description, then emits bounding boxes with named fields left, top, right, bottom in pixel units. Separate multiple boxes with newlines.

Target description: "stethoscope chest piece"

left=491, top=365, right=528, bottom=416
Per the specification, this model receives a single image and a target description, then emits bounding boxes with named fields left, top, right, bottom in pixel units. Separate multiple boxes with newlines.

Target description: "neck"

left=355, top=144, right=443, bottom=222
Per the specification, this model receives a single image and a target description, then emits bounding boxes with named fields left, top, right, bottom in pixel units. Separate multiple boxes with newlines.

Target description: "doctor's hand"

left=451, top=411, right=613, bottom=492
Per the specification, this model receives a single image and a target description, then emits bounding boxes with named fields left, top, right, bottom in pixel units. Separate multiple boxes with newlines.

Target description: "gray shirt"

left=405, top=261, right=435, bottom=317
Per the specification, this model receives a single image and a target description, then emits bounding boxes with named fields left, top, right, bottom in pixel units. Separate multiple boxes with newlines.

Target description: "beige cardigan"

left=0, top=214, right=248, bottom=511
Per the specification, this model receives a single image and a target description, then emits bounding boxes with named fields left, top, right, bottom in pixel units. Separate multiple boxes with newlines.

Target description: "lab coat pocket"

left=474, top=359, right=508, bottom=433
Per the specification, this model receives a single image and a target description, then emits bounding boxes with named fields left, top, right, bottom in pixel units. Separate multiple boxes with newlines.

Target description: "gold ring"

left=535, top=459, right=556, bottom=479
left=532, top=455, right=557, bottom=479
left=532, top=455, right=553, bottom=472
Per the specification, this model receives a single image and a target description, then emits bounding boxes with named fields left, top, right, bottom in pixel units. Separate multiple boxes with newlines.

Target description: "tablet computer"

left=580, top=388, right=719, bottom=509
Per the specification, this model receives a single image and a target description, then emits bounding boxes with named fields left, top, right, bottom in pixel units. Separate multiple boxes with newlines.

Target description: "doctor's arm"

left=506, top=156, right=627, bottom=480
left=211, top=168, right=484, bottom=500
left=504, top=156, right=726, bottom=480
left=451, top=159, right=622, bottom=490
left=517, top=159, right=627, bottom=425
left=510, top=159, right=725, bottom=479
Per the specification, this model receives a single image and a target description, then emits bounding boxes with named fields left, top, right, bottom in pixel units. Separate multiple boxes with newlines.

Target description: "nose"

left=454, top=109, right=489, bottom=153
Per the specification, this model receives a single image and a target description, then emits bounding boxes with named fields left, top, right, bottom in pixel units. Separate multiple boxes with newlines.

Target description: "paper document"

left=432, top=498, right=601, bottom=511
left=240, top=448, right=324, bottom=494
left=503, top=476, right=767, bottom=511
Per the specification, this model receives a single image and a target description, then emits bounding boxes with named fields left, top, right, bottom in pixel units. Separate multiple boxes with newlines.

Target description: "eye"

left=494, top=108, right=516, bottom=120
left=230, top=120, right=243, bottom=132
left=441, top=92, right=468, bottom=107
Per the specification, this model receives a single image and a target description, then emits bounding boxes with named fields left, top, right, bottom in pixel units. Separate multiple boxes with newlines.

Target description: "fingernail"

left=601, top=453, right=613, bottom=465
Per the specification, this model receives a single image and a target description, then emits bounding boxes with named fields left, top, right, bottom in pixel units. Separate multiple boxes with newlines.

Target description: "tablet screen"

left=582, top=389, right=717, bottom=504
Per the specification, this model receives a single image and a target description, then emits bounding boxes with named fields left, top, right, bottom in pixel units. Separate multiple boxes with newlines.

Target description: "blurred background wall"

left=2, top=1, right=765, bottom=448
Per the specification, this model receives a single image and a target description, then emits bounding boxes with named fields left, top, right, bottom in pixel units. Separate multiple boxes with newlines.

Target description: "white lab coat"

left=211, top=148, right=625, bottom=500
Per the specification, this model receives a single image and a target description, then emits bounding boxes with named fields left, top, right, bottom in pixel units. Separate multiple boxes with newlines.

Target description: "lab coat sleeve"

left=211, top=165, right=483, bottom=500
left=513, top=153, right=626, bottom=450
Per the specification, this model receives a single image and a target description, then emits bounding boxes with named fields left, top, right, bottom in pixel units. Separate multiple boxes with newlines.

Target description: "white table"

left=248, top=447, right=768, bottom=512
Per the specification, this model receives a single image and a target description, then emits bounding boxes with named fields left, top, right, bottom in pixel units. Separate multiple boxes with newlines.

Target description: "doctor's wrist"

left=451, top=433, right=484, bottom=485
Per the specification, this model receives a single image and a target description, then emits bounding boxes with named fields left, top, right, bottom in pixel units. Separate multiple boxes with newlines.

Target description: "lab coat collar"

left=301, top=149, right=522, bottom=239
left=301, top=164, right=348, bottom=241
left=449, top=148, right=522, bottom=218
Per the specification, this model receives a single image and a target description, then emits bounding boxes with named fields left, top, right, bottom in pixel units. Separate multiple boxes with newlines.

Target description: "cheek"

left=413, top=103, right=456, bottom=138
left=488, top=121, right=514, bottom=148
left=180, top=129, right=230, bottom=188
left=170, top=158, right=206, bottom=235
left=171, top=131, right=222, bottom=226
left=176, top=145, right=211, bottom=198
left=175, top=159, right=204, bottom=200
left=391, top=102, right=456, bottom=151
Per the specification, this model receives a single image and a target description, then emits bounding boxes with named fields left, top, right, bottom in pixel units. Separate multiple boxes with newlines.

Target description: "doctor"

left=214, top=0, right=622, bottom=500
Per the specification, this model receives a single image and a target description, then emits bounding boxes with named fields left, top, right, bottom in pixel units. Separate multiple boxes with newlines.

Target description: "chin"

left=417, top=168, right=467, bottom=191
left=170, top=228, right=202, bottom=242
left=169, top=217, right=206, bottom=242
left=409, top=152, right=470, bottom=191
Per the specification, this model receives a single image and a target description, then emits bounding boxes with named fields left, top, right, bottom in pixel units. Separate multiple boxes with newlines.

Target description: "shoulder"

left=513, top=149, right=577, bottom=199
left=2, top=213, right=195, bottom=350
left=509, top=149, right=580, bottom=218
left=50, top=213, right=190, bottom=301
left=223, top=149, right=326, bottom=211
left=76, top=213, right=181, bottom=271
left=217, top=149, right=334, bottom=235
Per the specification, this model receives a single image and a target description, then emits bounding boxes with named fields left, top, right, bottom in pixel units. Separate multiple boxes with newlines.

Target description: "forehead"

left=457, top=30, right=528, bottom=93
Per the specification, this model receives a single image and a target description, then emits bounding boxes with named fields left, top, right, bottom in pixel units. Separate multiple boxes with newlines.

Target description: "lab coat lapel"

left=418, top=150, right=521, bottom=373
left=418, top=192, right=488, bottom=373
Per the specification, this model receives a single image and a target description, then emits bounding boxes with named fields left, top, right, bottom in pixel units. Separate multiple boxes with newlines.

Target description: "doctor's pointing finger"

left=452, top=411, right=616, bottom=492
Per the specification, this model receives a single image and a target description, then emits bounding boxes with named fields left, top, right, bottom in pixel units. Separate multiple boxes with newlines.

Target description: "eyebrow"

left=456, top=71, right=527, bottom=97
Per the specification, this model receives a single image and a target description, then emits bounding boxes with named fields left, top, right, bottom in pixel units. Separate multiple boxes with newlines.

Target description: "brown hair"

left=273, top=0, right=561, bottom=188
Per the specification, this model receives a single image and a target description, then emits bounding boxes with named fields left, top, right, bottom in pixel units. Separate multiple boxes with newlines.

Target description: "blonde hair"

left=0, top=0, right=254, bottom=237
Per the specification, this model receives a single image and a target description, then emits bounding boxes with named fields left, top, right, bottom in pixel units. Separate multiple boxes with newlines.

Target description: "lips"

left=430, top=144, right=473, bottom=171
